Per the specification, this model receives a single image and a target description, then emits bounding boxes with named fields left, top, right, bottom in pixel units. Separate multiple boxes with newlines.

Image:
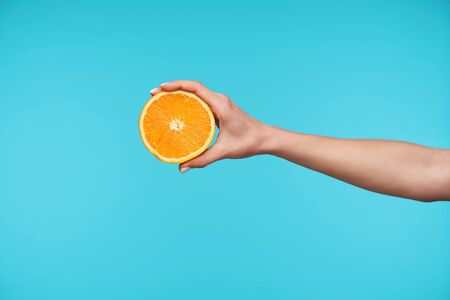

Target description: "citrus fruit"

left=139, top=90, right=216, bottom=163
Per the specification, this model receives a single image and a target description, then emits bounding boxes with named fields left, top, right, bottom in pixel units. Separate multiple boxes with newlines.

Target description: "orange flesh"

left=142, top=93, right=213, bottom=160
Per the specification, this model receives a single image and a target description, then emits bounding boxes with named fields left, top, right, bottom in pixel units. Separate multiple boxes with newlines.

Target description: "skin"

left=151, top=80, right=450, bottom=202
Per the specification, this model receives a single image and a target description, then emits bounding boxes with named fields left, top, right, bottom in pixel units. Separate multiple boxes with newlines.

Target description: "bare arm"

left=264, top=129, right=450, bottom=201
left=152, top=80, right=450, bottom=202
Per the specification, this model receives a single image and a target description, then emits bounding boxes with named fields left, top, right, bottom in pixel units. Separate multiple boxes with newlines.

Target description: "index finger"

left=160, top=80, right=217, bottom=106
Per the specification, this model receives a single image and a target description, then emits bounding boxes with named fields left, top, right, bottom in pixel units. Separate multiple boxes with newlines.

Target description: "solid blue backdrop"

left=0, top=1, right=449, bottom=299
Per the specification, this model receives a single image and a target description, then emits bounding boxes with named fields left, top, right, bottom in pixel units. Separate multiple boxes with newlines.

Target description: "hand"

left=151, top=80, right=271, bottom=172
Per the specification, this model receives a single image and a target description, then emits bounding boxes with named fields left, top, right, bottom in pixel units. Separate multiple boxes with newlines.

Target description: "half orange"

left=139, top=90, right=216, bottom=163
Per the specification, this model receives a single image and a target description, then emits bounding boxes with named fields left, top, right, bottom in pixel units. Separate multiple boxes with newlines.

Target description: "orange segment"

left=139, top=90, right=216, bottom=163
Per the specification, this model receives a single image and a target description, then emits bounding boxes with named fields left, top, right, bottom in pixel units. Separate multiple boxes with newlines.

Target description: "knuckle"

left=190, top=80, right=203, bottom=88
left=217, top=97, right=233, bottom=113
left=216, top=93, right=230, bottom=101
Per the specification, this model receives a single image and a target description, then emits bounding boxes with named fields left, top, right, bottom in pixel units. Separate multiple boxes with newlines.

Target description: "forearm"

left=261, top=126, right=450, bottom=202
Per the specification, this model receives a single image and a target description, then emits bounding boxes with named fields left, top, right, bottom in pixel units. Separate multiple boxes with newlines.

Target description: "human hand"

left=151, top=80, right=271, bottom=173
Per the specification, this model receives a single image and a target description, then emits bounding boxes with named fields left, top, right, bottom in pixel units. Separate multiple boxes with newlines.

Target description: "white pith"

left=169, top=118, right=185, bottom=132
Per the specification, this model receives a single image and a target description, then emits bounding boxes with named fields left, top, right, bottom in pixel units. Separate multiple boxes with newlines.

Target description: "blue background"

left=1, top=0, right=449, bottom=299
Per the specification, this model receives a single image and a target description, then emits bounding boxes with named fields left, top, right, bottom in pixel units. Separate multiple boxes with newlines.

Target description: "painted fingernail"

left=160, top=82, right=169, bottom=86
left=150, top=87, right=158, bottom=94
left=180, top=167, right=191, bottom=174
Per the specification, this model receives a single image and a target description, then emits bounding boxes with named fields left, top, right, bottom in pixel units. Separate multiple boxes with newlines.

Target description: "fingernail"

left=160, top=82, right=169, bottom=86
left=150, top=87, right=158, bottom=94
left=180, top=167, right=191, bottom=174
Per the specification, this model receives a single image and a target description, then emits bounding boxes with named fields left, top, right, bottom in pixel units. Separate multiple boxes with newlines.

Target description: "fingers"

left=179, top=143, right=225, bottom=172
left=150, top=81, right=169, bottom=96
left=150, top=87, right=160, bottom=95
left=160, top=80, right=218, bottom=107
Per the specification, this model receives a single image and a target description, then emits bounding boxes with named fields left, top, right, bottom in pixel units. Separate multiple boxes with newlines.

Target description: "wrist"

left=256, top=124, right=287, bottom=155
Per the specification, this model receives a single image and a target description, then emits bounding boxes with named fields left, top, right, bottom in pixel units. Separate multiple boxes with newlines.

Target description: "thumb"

left=179, top=144, right=224, bottom=173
